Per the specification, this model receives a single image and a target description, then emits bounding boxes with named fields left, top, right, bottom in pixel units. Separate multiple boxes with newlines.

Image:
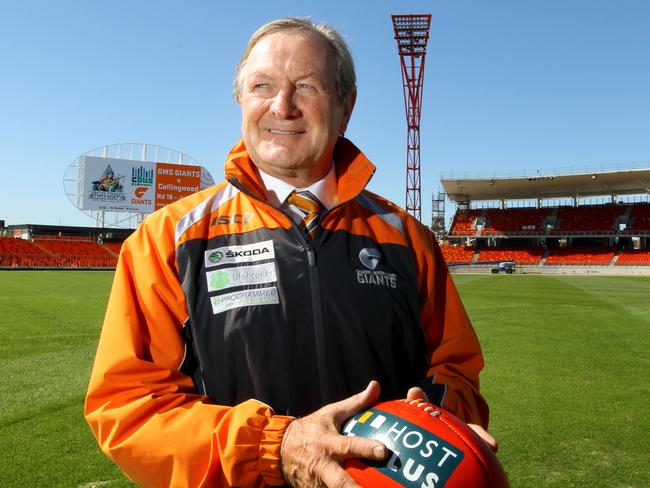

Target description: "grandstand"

left=2, top=165, right=650, bottom=272
left=0, top=224, right=132, bottom=269
left=440, top=165, right=650, bottom=272
left=0, top=142, right=212, bottom=270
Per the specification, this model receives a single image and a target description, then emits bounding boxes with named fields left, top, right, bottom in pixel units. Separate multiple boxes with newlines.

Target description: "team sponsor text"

left=342, top=408, right=463, bottom=487
left=204, top=240, right=275, bottom=268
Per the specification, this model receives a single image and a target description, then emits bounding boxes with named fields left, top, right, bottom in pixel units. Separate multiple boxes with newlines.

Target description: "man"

left=85, top=17, right=493, bottom=488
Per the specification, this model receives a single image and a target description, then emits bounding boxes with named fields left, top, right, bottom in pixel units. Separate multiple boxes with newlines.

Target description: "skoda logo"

left=208, top=251, right=224, bottom=264
left=359, top=248, right=381, bottom=270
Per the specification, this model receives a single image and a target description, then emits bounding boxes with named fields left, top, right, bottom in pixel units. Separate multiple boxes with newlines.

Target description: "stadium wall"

left=449, top=264, right=650, bottom=275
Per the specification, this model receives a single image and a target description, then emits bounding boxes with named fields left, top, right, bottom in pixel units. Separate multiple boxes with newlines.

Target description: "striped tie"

left=287, top=190, right=322, bottom=239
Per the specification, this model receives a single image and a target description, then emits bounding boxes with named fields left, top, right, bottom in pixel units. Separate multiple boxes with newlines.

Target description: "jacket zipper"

left=227, top=177, right=331, bottom=405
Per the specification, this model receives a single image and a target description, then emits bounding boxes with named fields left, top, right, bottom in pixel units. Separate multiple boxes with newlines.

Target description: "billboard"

left=81, top=156, right=212, bottom=213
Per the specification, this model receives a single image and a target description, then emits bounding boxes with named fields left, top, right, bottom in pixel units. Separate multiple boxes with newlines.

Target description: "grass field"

left=453, top=274, right=650, bottom=487
left=0, top=271, right=648, bottom=487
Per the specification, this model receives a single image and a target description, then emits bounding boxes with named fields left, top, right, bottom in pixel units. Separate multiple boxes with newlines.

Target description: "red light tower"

left=391, top=14, right=431, bottom=222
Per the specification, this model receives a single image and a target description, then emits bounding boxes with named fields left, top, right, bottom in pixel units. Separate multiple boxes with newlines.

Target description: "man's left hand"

left=280, top=381, right=388, bottom=487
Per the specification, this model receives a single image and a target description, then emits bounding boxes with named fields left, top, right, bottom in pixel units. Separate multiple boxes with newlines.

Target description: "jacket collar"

left=224, top=138, right=376, bottom=205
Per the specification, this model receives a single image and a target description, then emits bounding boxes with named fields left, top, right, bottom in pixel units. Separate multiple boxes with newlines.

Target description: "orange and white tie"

left=287, top=190, right=322, bottom=240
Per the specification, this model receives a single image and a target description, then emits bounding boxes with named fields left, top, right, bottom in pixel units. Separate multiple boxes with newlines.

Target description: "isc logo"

left=211, top=212, right=254, bottom=226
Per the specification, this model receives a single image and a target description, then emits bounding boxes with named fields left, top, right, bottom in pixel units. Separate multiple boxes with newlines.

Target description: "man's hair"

left=233, top=17, right=356, bottom=105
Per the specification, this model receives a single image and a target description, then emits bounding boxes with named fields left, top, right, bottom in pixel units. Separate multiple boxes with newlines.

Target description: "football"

left=341, top=399, right=509, bottom=487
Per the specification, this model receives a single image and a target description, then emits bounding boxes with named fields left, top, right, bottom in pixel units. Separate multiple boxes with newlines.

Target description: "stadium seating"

left=440, top=245, right=475, bottom=264
left=449, top=209, right=482, bottom=235
left=0, top=236, right=121, bottom=268
left=482, top=208, right=553, bottom=235
left=0, top=237, right=61, bottom=267
left=101, top=241, right=123, bottom=257
left=476, top=246, right=544, bottom=264
left=616, top=249, right=650, bottom=265
left=33, top=237, right=117, bottom=268
left=554, top=205, right=624, bottom=232
left=450, top=207, right=554, bottom=236
left=627, top=203, right=650, bottom=231
left=445, top=203, right=649, bottom=267
left=545, top=247, right=616, bottom=265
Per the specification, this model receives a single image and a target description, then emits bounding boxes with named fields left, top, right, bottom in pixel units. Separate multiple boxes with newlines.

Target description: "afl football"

left=341, top=399, right=509, bottom=487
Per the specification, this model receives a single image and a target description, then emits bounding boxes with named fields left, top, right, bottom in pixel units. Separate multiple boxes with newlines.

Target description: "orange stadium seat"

left=449, top=209, right=482, bottom=235
left=440, top=245, right=475, bottom=264
left=477, top=246, right=543, bottom=264
left=482, top=208, right=552, bottom=235
left=555, top=205, right=624, bottom=232
left=101, top=241, right=124, bottom=256
left=616, top=249, right=650, bottom=265
left=0, top=236, right=63, bottom=267
left=545, top=247, right=616, bottom=265
left=1, top=236, right=124, bottom=268
left=627, top=203, right=650, bottom=231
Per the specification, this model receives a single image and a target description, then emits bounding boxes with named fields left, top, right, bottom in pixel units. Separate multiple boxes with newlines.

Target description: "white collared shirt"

left=257, top=164, right=338, bottom=225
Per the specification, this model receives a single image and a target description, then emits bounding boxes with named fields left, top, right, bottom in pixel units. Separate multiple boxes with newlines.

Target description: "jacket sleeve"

left=409, top=221, right=490, bottom=428
left=84, top=216, right=292, bottom=487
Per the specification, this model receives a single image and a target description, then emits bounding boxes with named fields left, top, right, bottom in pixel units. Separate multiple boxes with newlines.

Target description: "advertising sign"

left=154, top=162, right=202, bottom=210
left=81, top=156, right=210, bottom=213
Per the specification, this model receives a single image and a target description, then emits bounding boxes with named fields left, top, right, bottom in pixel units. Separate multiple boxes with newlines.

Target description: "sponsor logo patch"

left=342, top=408, right=463, bottom=487
left=211, top=212, right=255, bottom=226
left=210, top=286, right=279, bottom=315
left=206, top=262, right=277, bottom=292
left=205, top=240, right=275, bottom=268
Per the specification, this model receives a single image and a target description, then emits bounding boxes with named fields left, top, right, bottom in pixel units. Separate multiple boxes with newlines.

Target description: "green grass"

left=0, top=271, right=131, bottom=487
left=0, top=271, right=648, bottom=487
left=453, top=274, right=650, bottom=488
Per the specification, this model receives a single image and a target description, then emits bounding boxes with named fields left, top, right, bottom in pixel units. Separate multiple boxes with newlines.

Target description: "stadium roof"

left=441, top=167, right=650, bottom=203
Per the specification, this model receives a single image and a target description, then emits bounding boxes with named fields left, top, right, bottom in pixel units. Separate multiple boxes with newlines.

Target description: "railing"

left=448, top=230, right=650, bottom=238
left=32, top=235, right=94, bottom=241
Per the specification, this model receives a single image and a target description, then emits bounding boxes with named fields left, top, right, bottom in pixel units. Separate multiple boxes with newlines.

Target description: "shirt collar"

left=257, top=163, right=338, bottom=210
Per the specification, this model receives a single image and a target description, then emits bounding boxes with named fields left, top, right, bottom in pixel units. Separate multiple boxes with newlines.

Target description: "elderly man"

left=86, top=17, right=493, bottom=488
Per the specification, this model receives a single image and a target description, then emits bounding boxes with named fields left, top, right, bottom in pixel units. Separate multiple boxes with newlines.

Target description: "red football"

left=341, top=399, right=509, bottom=487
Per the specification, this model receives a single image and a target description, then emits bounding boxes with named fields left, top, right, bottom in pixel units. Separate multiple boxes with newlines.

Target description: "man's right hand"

left=406, top=386, right=498, bottom=453
left=280, top=381, right=388, bottom=488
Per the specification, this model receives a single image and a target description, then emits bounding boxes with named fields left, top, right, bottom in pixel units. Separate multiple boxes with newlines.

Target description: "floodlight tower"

left=391, top=14, right=431, bottom=222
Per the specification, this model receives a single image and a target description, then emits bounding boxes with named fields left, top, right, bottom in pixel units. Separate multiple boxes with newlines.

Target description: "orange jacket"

left=85, top=138, right=488, bottom=487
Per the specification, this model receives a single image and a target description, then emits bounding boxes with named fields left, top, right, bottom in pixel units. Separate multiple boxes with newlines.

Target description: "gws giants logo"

left=359, top=248, right=381, bottom=270
left=131, top=186, right=152, bottom=206
left=356, top=248, right=397, bottom=288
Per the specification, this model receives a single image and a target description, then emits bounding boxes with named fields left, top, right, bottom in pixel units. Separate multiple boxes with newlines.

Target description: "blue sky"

left=1, top=0, right=649, bottom=228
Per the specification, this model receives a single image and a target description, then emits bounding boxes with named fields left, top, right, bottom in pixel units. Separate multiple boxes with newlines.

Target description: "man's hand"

left=280, top=381, right=388, bottom=488
left=406, top=386, right=498, bottom=453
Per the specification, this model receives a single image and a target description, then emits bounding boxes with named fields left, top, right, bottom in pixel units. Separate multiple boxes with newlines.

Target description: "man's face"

left=239, top=30, right=354, bottom=184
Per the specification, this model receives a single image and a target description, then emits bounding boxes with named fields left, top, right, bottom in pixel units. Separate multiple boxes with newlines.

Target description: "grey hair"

left=233, top=17, right=356, bottom=104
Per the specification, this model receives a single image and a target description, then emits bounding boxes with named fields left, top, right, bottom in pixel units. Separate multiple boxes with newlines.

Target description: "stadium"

left=2, top=156, right=649, bottom=488
left=2, top=165, right=649, bottom=272
left=1, top=7, right=648, bottom=488
left=438, top=164, right=650, bottom=274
